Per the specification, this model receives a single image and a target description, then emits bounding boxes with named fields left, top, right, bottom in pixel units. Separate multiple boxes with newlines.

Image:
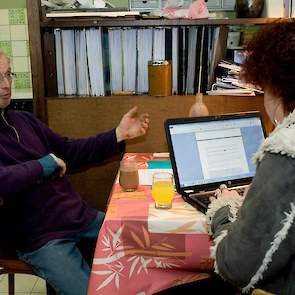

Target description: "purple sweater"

left=0, top=109, right=124, bottom=252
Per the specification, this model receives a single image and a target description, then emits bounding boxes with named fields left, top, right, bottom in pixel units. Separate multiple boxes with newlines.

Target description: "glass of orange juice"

left=152, top=172, right=174, bottom=209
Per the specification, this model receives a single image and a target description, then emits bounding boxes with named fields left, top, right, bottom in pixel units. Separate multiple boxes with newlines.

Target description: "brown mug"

left=119, top=159, right=139, bottom=192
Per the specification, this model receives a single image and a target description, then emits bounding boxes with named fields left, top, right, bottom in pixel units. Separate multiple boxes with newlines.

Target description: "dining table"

left=88, top=153, right=213, bottom=295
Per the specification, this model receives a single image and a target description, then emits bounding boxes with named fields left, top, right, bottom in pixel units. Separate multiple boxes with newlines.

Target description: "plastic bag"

left=161, top=0, right=209, bottom=19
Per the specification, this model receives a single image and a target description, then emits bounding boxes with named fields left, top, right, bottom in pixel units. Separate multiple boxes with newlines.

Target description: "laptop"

left=164, top=112, right=266, bottom=213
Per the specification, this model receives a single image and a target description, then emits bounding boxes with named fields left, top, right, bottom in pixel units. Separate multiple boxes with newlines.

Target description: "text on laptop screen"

left=169, top=117, right=265, bottom=188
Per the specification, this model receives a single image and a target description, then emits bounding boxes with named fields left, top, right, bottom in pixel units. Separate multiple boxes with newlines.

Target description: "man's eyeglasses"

left=0, top=72, right=16, bottom=83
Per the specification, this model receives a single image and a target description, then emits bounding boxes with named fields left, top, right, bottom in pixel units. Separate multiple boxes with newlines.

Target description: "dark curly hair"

left=240, top=19, right=295, bottom=112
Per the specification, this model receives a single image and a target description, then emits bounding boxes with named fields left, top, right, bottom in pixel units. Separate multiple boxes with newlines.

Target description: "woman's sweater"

left=207, top=110, right=295, bottom=294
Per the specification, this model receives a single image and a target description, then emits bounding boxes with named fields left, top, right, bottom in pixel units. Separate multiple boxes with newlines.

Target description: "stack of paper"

left=207, top=60, right=263, bottom=96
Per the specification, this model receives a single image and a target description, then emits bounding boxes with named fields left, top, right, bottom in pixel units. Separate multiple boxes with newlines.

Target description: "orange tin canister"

left=148, top=60, right=172, bottom=96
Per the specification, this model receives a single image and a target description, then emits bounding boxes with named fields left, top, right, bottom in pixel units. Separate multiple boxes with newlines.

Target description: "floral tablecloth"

left=88, top=153, right=213, bottom=295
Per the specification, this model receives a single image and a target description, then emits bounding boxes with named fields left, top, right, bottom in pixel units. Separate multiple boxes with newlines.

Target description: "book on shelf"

left=108, top=29, right=123, bottom=93
left=171, top=27, right=178, bottom=95
left=86, top=28, right=105, bottom=96
left=186, top=27, right=198, bottom=95
left=75, top=29, right=90, bottom=96
left=283, top=0, right=292, bottom=17
left=54, top=26, right=223, bottom=97
left=122, top=29, right=137, bottom=92
left=46, top=8, right=141, bottom=18
left=54, top=29, right=64, bottom=95
left=61, top=30, right=77, bottom=95
left=137, top=28, right=153, bottom=94
left=153, top=28, right=166, bottom=61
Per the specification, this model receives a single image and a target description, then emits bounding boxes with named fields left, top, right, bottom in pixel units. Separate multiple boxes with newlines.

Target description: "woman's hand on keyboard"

left=210, top=184, right=240, bottom=202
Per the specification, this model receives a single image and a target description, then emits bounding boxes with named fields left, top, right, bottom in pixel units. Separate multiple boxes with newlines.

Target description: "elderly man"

left=0, top=51, right=149, bottom=294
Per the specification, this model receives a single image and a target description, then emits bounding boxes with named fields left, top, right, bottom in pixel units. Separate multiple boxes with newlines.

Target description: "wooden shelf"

left=28, top=0, right=284, bottom=122
left=46, top=94, right=264, bottom=100
left=40, top=17, right=280, bottom=28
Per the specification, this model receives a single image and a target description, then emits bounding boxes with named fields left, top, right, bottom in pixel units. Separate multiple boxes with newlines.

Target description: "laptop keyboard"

left=186, top=185, right=247, bottom=214
left=190, top=185, right=246, bottom=199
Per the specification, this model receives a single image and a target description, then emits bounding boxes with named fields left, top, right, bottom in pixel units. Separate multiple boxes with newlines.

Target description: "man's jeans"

left=18, top=211, right=105, bottom=295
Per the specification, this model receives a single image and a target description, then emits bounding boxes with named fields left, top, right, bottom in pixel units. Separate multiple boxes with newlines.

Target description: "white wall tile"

left=12, top=88, right=33, bottom=99
left=13, top=56, right=28, bottom=72
left=0, top=25, right=10, bottom=41
left=24, top=9, right=28, bottom=25
left=12, top=40, right=28, bottom=56
left=0, top=9, right=9, bottom=26
left=28, top=57, right=31, bottom=71
left=10, top=25, right=27, bottom=41
left=25, top=24, right=29, bottom=40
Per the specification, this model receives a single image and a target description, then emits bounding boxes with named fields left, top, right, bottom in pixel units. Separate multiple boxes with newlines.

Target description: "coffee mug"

left=119, top=159, right=139, bottom=192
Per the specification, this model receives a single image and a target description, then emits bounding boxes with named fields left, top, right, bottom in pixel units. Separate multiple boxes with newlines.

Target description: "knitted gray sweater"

left=206, top=110, right=295, bottom=295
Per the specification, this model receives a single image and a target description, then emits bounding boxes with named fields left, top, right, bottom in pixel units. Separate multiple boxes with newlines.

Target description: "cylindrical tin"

left=148, top=60, right=172, bottom=96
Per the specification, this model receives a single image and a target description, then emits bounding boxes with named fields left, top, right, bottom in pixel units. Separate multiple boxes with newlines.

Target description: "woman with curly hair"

left=157, top=19, right=295, bottom=295
left=207, top=19, right=295, bottom=294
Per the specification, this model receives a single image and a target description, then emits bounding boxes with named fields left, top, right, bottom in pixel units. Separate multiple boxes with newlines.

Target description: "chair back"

left=252, top=289, right=276, bottom=295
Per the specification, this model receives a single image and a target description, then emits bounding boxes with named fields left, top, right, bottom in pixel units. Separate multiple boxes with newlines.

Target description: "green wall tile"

left=0, top=0, right=26, bottom=9
left=9, top=8, right=26, bottom=25
left=14, top=72, right=31, bottom=89
left=0, top=41, right=12, bottom=56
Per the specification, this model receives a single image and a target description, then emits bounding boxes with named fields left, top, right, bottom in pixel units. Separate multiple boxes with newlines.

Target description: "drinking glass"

left=152, top=172, right=174, bottom=209
left=119, top=159, right=139, bottom=192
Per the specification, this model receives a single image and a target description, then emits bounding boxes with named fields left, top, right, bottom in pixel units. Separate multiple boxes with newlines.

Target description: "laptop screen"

left=166, top=114, right=265, bottom=189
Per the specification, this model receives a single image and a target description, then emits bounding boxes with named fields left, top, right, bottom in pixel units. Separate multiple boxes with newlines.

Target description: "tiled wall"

left=0, top=8, right=32, bottom=99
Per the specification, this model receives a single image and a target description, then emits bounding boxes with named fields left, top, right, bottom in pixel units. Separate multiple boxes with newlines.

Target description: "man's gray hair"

left=0, top=50, right=10, bottom=63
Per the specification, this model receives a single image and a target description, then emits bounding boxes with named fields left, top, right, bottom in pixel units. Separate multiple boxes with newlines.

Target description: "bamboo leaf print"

left=93, top=270, right=113, bottom=275
left=112, top=225, right=124, bottom=248
left=161, top=243, right=176, bottom=250
left=131, top=231, right=145, bottom=248
left=115, top=273, right=119, bottom=289
left=151, top=245, right=173, bottom=251
left=142, top=226, right=151, bottom=248
left=96, top=272, right=116, bottom=290
left=129, top=256, right=140, bottom=278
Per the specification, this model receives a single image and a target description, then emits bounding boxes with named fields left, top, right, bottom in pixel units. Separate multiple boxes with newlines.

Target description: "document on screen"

left=196, top=128, right=249, bottom=179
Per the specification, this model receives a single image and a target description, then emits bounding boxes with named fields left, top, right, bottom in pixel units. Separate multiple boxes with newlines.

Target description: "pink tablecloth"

left=88, top=154, right=212, bottom=295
